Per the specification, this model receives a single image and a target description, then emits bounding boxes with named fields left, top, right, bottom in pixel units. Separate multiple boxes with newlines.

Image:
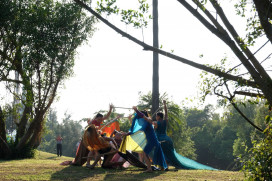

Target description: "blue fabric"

left=129, top=114, right=168, bottom=169
left=156, top=120, right=217, bottom=170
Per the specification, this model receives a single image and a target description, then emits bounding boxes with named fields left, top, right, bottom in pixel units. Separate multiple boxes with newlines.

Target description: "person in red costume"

left=86, top=104, right=114, bottom=167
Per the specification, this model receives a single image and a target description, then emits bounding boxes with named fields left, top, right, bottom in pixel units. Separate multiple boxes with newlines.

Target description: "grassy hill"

left=0, top=151, right=244, bottom=181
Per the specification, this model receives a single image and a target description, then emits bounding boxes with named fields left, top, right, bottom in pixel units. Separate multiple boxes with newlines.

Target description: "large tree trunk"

left=252, top=0, right=272, bottom=109
left=16, top=110, right=45, bottom=150
left=0, top=106, right=11, bottom=158
left=28, top=117, right=45, bottom=149
left=151, top=0, right=160, bottom=120
left=0, top=106, right=7, bottom=142
left=259, top=82, right=272, bottom=110
left=15, top=105, right=32, bottom=143
left=0, top=136, right=11, bottom=158
left=253, top=0, right=272, bottom=44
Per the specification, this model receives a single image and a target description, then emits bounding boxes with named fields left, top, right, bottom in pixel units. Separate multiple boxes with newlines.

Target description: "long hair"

left=83, top=125, right=109, bottom=151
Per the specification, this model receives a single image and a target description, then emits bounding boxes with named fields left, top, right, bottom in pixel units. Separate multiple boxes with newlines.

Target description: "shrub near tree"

left=0, top=0, right=96, bottom=159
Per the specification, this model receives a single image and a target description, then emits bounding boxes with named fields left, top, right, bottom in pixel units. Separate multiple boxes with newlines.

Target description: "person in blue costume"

left=153, top=100, right=217, bottom=170
left=122, top=106, right=168, bottom=172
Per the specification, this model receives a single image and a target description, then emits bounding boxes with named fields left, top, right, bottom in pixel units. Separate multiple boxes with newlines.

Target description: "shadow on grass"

left=45, top=156, right=60, bottom=160
left=0, top=159, right=7, bottom=163
left=51, top=165, right=165, bottom=181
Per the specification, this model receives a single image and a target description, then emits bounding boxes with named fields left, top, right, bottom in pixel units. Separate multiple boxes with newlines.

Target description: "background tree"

left=0, top=0, right=96, bottom=159
left=184, top=104, right=236, bottom=169
left=39, top=111, right=84, bottom=157
left=182, top=101, right=268, bottom=170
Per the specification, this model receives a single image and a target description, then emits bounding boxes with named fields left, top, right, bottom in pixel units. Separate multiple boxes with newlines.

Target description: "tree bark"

left=28, top=119, right=43, bottom=149
left=181, top=0, right=272, bottom=113
left=15, top=105, right=32, bottom=143
left=0, top=106, right=7, bottom=142
left=177, top=0, right=262, bottom=83
left=253, top=0, right=272, bottom=44
left=16, top=80, right=59, bottom=150
left=0, top=136, right=11, bottom=158
left=209, top=0, right=270, bottom=80
left=0, top=106, right=10, bottom=158
left=151, top=0, right=160, bottom=120
left=234, top=91, right=264, bottom=98
left=16, top=111, right=45, bottom=150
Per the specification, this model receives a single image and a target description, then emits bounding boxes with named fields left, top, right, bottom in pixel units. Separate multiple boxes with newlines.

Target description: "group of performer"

left=63, top=101, right=217, bottom=172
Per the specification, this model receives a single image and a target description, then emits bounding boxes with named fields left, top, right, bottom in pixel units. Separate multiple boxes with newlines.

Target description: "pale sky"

left=1, top=1, right=271, bottom=123
left=52, top=0, right=271, bottom=122
left=52, top=0, right=258, bottom=122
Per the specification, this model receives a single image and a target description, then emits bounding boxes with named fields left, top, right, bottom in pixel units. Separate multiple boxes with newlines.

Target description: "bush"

left=240, top=124, right=272, bottom=180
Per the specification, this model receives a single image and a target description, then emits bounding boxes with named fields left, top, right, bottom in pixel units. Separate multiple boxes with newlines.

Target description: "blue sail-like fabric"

left=156, top=120, right=217, bottom=170
left=128, top=114, right=168, bottom=169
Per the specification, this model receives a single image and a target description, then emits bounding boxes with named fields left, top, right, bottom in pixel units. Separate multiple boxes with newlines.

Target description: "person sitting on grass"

left=83, top=125, right=125, bottom=169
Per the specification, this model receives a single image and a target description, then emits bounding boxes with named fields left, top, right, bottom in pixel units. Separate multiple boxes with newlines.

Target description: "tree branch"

left=177, top=0, right=261, bottom=83
left=213, top=82, right=264, bottom=132
left=224, top=82, right=264, bottom=132
left=73, top=0, right=258, bottom=88
left=1, top=77, right=23, bottom=84
left=234, top=91, right=264, bottom=98
left=209, top=0, right=270, bottom=81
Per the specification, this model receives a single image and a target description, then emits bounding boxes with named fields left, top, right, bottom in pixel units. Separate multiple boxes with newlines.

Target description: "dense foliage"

left=39, top=110, right=84, bottom=157
left=240, top=124, right=272, bottom=180
left=184, top=101, right=268, bottom=170
left=0, top=0, right=96, bottom=159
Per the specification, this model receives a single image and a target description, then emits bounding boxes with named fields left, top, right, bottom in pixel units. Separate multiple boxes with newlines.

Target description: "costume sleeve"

left=135, top=109, right=144, bottom=118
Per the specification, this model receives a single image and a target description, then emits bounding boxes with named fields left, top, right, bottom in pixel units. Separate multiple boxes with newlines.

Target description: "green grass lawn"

left=0, top=151, right=245, bottom=181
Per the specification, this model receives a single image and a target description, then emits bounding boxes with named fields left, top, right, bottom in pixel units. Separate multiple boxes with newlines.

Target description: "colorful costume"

left=83, top=125, right=114, bottom=168
left=119, top=113, right=168, bottom=170
left=156, top=120, right=217, bottom=170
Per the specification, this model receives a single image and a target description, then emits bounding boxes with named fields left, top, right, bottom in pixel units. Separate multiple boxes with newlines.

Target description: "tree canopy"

left=0, top=0, right=96, bottom=159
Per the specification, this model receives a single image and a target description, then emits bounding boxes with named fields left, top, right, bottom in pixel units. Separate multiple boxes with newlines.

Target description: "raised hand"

left=132, top=106, right=137, bottom=111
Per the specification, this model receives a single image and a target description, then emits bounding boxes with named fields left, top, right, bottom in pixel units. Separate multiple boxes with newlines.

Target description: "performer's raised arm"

left=102, top=104, right=113, bottom=121
left=132, top=106, right=152, bottom=124
left=163, top=100, right=168, bottom=122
